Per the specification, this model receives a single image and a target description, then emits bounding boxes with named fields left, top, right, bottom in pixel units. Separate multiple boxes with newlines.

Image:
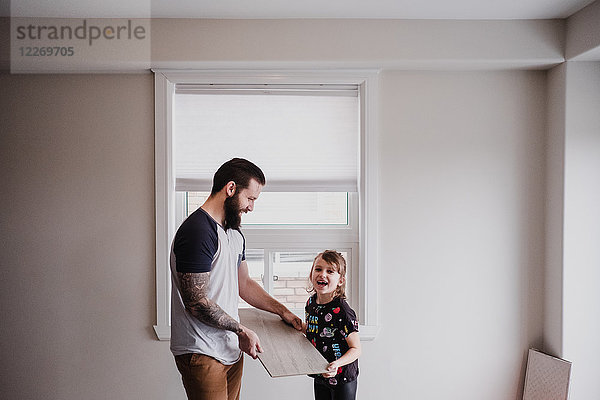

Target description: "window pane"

left=184, top=192, right=348, bottom=225
left=272, top=251, right=314, bottom=310
left=186, top=192, right=208, bottom=216
left=245, top=193, right=348, bottom=225
left=239, top=249, right=264, bottom=308
left=271, top=251, right=349, bottom=310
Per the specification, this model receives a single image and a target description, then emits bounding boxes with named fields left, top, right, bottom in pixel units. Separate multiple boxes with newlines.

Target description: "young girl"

left=305, top=250, right=361, bottom=400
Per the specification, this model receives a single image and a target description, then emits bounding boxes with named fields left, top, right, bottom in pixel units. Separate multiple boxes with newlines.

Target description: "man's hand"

left=237, top=325, right=262, bottom=359
left=281, top=310, right=303, bottom=331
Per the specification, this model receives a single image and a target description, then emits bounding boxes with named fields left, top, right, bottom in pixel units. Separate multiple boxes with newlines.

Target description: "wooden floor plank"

left=239, top=308, right=329, bottom=378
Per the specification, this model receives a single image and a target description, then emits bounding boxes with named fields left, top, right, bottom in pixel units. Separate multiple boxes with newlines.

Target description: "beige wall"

left=2, top=10, right=598, bottom=399
left=0, top=74, right=183, bottom=398
left=0, top=17, right=565, bottom=72
left=543, top=60, right=600, bottom=400
left=545, top=63, right=567, bottom=358
left=150, top=18, right=564, bottom=69
left=375, top=70, right=546, bottom=399
left=562, top=61, right=600, bottom=400
left=566, top=0, right=600, bottom=60
left=0, top=69, right=548, bottom=399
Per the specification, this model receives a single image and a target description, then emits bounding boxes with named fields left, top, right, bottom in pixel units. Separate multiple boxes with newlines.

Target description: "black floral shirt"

left=305, top=294, right=359, bottom=387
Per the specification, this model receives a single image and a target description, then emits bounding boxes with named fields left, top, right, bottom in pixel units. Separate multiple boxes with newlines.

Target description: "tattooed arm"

left=178, top=271, right=262, bottom=358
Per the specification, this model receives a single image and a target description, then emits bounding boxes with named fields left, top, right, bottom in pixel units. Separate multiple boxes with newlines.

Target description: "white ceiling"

left=4, top=0, right=597, bottom=19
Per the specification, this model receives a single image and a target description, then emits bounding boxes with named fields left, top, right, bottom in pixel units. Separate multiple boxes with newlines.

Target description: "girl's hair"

left=307, top=250, right=347, bottom=299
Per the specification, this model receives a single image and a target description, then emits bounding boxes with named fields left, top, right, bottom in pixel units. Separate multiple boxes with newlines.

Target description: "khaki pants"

left=175, top=353, right=244, bottom=400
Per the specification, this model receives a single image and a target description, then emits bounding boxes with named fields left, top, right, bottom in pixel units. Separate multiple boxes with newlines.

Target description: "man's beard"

left=224, top=192, right=242, bottom=230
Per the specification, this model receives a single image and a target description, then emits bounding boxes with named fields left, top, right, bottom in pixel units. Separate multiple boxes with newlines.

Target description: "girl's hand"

left=322, top=361, right=340, bottom=378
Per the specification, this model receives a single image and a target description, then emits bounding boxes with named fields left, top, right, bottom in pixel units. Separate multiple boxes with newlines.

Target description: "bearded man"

left=170, top=158, right=302, bottom=400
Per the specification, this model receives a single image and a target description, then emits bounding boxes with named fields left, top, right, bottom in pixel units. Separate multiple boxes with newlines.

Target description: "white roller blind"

left=173, top=84, right=360, bottom=192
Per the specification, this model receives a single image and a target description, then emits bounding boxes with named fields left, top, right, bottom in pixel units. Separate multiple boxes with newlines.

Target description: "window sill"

left=153, top=324, right=171, bottom=341
left=153, top=323, right=379, bottom=341
left=358, top=325, right=380, bottom=341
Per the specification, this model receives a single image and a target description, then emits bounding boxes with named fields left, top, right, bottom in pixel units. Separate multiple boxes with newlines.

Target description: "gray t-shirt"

left=169, top=207, right=245, bottom=364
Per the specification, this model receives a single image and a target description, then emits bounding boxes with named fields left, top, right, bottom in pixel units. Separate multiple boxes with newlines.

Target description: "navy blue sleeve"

left=173, top=210, right=218, bottom=273
left=236, top=228, right=246, bottom=261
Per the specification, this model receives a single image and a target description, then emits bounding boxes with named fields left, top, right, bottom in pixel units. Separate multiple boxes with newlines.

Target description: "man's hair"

left=211, top=158, right=266, bottom=195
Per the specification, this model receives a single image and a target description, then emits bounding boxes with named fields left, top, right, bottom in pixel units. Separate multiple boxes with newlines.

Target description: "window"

left=153, top=70, right=379, bottom=340
left=238, top=249, right=350, bottom=311
left=186, top=192, right=349, bottom=225
left=181, top=192, right=356, bottom=311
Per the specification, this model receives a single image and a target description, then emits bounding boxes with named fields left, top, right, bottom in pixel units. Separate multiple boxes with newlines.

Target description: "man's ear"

left=225, top=181, right=236, bottom=197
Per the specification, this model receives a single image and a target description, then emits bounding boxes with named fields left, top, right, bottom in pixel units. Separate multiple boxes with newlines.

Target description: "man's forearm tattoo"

left=178, top=272, right=242, bottom=334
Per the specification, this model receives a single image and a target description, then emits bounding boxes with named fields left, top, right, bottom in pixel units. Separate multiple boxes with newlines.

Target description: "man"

left=170, top=158, right=303, bottom=400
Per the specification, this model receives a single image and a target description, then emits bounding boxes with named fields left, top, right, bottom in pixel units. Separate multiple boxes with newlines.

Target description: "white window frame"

left=176, top=192, right=359, bottom=316
left=153, top=69, right=380, bottom=340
